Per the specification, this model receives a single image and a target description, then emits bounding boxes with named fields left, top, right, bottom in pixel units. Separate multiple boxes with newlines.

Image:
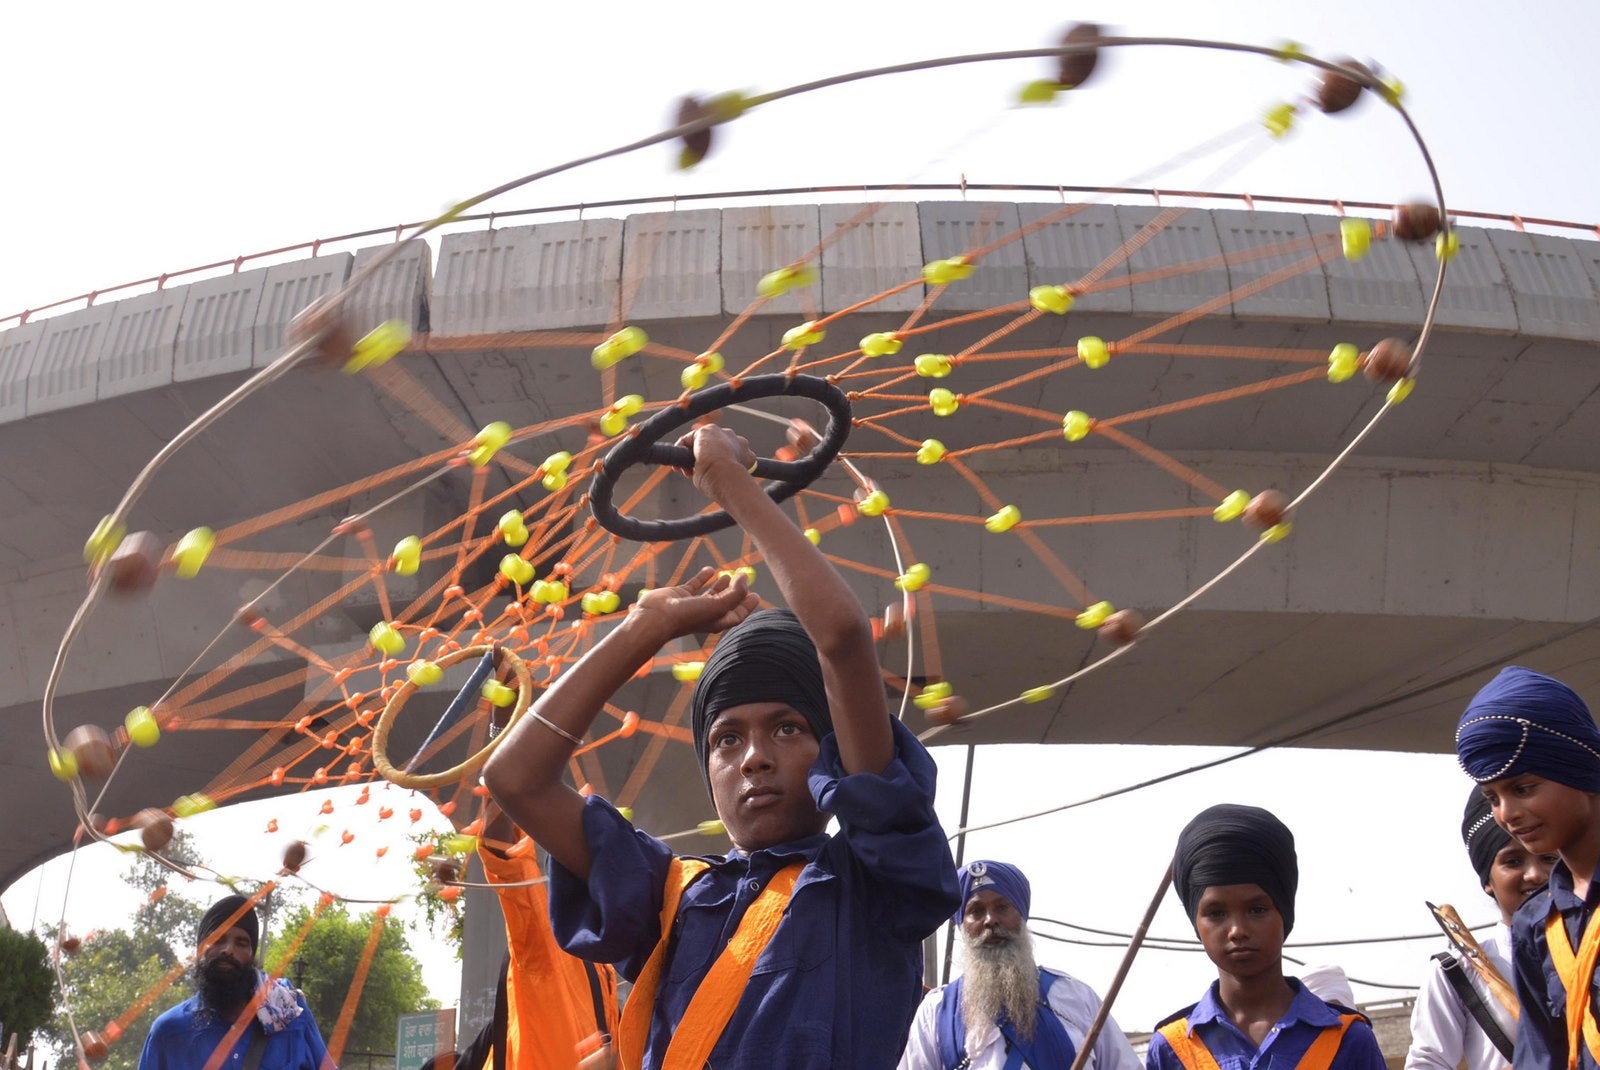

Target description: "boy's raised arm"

left=682, top=424, right=895, bottom=777
left=483, top=568, right=755, bottom=879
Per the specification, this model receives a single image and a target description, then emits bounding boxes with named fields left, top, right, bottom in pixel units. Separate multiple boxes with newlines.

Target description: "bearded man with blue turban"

left=899, top=859, right=1143, bottom=1070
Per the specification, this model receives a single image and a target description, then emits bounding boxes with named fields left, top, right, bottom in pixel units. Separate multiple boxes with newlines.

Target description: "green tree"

left=408, top=829, right=465, bottom=956
left=0, top=927, right=56, bottom=1048
left=40, top=927, right=182, bottom=1070
left=123, top=835, right=205, bottom=957
left=265, top=905, right=437, bottom=1056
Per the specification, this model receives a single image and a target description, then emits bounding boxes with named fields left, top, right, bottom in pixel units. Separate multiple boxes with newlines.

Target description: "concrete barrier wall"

left=3, top=202, right=1593, bottom=426
left=174, top=267, right=268, bottom=381
left=253, top=253, right=353, bottom=365
left=0, top=320, right=46, bottom=421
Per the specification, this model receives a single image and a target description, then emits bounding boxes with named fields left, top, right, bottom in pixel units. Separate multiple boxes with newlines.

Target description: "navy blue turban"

left=1461, top=786, right=1512, bottom=887
left=690, top=608, right=832, bottom=793
left=956, top=860, right=1031, bottom=922
left=1172, top=804, right=1298, bottom=935
left=1456, top=667, right=1600, bottom=792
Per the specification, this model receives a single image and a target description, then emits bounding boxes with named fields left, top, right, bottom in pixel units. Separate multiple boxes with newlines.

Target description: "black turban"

left=1461, top=787, right=1513, bottom=887
left=690, top=608, right=832, bottom=793
left=1172, top=803, right=1298, bottom=935
left=197, top=894, right=259, bottom=952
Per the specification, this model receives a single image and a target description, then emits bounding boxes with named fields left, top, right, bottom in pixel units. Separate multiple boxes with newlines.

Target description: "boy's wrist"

left=696, top=456, right=757, bottom=501
left=620, top=603, right=682, bottom=649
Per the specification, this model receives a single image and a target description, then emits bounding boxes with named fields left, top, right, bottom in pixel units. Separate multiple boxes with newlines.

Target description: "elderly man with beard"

left=900, top=861, right=1142, bottom=1070
left=139, top=894, right=335, bottom=1070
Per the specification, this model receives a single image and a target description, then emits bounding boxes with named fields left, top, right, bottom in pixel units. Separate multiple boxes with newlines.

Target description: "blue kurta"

left=550, top=717, right=960, bottom=1069
left=138, top=981, right=332, bottom=1070
left=1511, top=857, right=1600, bottom=1070
left=1146, top=979, right=1386, bottom=1070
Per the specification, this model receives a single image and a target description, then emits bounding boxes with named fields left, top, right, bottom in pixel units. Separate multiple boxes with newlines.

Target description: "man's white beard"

left=961, top=926, right=1039, bottom=1041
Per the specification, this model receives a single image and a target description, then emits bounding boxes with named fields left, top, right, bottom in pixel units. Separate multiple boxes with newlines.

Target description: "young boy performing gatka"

left=484, top=424, right=960, bottom=1069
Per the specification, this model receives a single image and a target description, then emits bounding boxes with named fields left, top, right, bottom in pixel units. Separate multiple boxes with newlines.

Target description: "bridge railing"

left=4, top=183, right=1595, bottom=329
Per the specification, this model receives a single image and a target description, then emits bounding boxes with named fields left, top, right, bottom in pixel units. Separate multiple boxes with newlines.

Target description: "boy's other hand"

left=634, top=566, right=758, bottom=640
left=674, top=424, right=758, bottom=499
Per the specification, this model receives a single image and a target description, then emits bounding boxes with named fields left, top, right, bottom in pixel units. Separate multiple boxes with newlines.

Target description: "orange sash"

left=1545, top=910, right=1600, bottom=1070
left=618, top=858, right=804, bottom=1070
left=1158, top=1014, right=1359, bottom=1070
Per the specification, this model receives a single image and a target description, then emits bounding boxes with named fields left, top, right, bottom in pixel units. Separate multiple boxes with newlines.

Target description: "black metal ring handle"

left=589, top=373, right=852, bottom=542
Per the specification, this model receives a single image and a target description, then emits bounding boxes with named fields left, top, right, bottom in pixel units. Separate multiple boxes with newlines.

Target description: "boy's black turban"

left=690, top=608, right=832, bottom=793
left=1173, top=803, right=1298, bottom=935
left=1461, top=787, right=1513, bottom=887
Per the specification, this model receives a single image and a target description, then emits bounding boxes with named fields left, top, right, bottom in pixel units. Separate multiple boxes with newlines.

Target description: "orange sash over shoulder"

left=1545, top=910, right=1600, bottom=1070
left=618, top=857, right=804, bottom=1070
left=1157, top=1013, right=1360, bottom=1070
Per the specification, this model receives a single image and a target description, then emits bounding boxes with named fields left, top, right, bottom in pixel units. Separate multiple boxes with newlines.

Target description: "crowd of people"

left=138, top=426, right=1600, bottom=1070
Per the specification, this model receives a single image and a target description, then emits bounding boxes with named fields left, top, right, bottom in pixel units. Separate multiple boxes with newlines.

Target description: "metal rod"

left=941, top=743, right=978, bottom=986
left=1066, top=860, right=1175, bottom=1070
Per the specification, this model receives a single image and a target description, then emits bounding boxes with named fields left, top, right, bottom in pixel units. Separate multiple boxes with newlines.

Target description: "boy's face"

left=1479, top=774, right=1600, bottom=858
left=1484, top=841, right=1557, bottom=922
left=1194, top=883, right=1285, bottom=982
left=706, top=701, right=827, bottom=854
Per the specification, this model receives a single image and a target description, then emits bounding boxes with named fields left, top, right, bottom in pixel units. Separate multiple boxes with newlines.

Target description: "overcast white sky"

left=4, top=0, right=1597, bottom=1041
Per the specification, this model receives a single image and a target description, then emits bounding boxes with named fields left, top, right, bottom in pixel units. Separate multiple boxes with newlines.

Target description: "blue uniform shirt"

left=1511, top=857, right=1600, bottom=1070
left=1145, top=979, right=1386, bottom=1070
left=138, top=981, right=332, bottom=1070
left=549, top=717, right=960, bottom=1069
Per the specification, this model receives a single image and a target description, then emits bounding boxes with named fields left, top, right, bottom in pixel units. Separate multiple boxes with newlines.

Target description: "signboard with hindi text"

left=395, top=1008, right=456, bottom=1070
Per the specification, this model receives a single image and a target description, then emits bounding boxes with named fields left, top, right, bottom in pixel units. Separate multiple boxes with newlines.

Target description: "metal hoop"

left=588, top=373, right=852, bottom=542
left=371, top=644, right=532, bottom=790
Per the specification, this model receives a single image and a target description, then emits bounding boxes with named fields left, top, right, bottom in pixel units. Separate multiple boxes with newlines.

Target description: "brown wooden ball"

left=1316, top=59, right=1371, bottom=114
left=65, top=725, right=117, bottom=780
left=78, top=812, right=110, bottom=844
left=282, top=840, right=309, bottom=874
left=82, top=1032, right=110, bottom=1060
left=676, top=96, right=714, bottom=168
left=1056, top=23, right=1104, bottom=88
left=925, top=696, right=971, bottom=727
left=1362, top=338, right=1412, bottom=384
left=786, top=418, right=821, bottom=454
left=287, top=296, right=356, bottom=369
left=1243, top=490, right=1290, bottom=531
left=106, top=531, right=164, bottom=594
left=134, top=808, right=174, bottom=852
left=81, top=1031, right=109, bottom=1062
left=1392, top=203, right=1443, bottom=242
left=1098, top=609, right=1146, bottom=646
left=880, top=603, right=907, bottom=642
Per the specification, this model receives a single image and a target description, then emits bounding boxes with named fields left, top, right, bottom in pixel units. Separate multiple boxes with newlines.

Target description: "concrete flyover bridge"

left=2, top=191, right=1598, bottom=922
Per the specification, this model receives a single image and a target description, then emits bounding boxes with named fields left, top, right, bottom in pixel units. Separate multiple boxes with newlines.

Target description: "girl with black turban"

left=1144, top=804, right=1386, bottom=1070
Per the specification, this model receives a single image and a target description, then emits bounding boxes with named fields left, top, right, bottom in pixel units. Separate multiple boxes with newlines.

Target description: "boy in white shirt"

left=1405, top=788, right=1556, bottom=1070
